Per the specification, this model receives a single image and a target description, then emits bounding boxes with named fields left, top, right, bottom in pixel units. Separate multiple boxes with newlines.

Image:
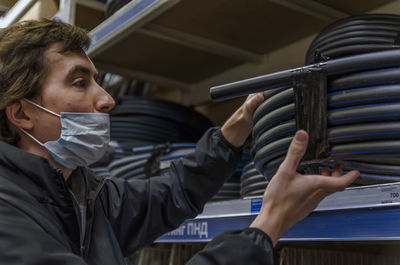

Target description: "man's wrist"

left=221, top=110, right=252, bottom=147
left=217, top=127, right=243, bottom=153
left=250, top=204, right=286, bottom=246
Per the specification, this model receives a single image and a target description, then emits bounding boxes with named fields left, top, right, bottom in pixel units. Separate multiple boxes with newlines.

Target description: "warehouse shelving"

left=157, top=183, right=400, bottom=242
left=87, top=0, right=397, bottom=105
left=83, top=0, right=400, bottom=245
left=4, top=0, right=400, bottom=248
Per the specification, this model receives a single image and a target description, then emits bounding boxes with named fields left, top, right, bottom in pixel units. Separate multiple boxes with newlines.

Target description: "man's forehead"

left=44, top=42, right=89, bottom=63
left=44, top=42, right=96, bottom=72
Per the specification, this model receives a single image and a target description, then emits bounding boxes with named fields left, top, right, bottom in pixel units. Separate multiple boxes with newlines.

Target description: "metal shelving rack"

left=4, top=0, right=400, bottom=246
left=85, top=0, right=400, bottom=244
left=85, top=0, right=400, bottom=107
left=157, top=183, right=400, bottom=243
left=88, top=0, right=179, bottom=58
left=88, top=0, right=394, bottom=105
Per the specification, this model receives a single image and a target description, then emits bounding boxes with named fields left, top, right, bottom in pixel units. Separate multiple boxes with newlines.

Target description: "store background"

left=3, top=0, right=400, bottom=264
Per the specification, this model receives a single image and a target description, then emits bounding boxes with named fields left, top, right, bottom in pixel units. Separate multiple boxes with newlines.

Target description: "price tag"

left=380, top=185, right=400, bottom=204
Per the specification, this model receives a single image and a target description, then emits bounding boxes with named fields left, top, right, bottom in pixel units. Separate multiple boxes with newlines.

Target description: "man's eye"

left=73, top=80, right=86, bottom=87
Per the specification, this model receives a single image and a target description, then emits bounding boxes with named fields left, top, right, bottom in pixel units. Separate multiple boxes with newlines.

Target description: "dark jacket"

left=0, top=128, right=273, bottom=264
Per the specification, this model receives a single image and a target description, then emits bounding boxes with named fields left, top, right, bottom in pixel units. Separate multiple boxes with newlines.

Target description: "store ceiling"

left=315, top=0, right=394, bottom=14
left=150, top=0, right=325, bottom=54
left=3, top=0, right=396, bottom=88
left=92, top=0, right=397, bottom=89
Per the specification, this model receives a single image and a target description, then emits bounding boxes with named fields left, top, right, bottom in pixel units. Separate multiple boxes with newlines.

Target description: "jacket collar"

left=0, top=141, right=106, bottom=208
left=0, top=141, right=73, bottom=207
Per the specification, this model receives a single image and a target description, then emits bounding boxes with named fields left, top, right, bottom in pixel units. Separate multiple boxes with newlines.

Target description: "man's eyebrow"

left=66, top=65, right=99, bottom=79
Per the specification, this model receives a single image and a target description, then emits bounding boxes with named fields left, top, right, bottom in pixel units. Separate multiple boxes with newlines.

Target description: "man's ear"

left=5, top=100, right=34, bottom=130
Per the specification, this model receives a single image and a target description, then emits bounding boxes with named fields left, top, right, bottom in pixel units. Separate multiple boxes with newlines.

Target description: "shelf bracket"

left=95, top=61, right=192, bottom=91
left=88, top=0, right=181, bottom=58
left=269, top=0, right=350, bottom=22
left=139, top=23, right=263, bottom=64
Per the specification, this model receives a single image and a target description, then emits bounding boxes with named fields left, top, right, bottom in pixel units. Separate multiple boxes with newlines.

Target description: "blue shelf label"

left=157, top=206, right=400, bottom=243
left=163, top=220, right=210, bottom=240
left=251, top=198, right=263, bottom=213
left=157, top=216, right=255, bottom=243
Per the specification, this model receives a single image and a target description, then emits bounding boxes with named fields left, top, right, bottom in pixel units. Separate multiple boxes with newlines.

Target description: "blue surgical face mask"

left=19, top=98, right=110, bottom=169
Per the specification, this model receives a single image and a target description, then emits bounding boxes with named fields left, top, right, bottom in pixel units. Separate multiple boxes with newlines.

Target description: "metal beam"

left=269, top=0, right=349, bottom=22
left=139, top=23, right=263, bottom=64
left=0, top=0, right=37, bottom=28
left=53, top=0, right=76, bottom=24
left=94, top=61, right=192, bottom=92
left=88, top=0, right=180, bottom=58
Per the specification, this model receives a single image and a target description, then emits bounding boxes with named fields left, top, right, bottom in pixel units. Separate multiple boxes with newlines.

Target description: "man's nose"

left=95, top=84, right=116, bottom=113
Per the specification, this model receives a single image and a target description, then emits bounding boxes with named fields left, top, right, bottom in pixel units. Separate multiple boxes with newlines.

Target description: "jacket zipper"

left=82, top=177, right=106, bottom=260
left=55, top=169, right=86, bottom=257
left=68, top=190, right=86, bottom=256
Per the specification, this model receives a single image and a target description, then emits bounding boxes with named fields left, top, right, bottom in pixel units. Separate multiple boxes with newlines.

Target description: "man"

left=0, top=20, right=358, bottom=264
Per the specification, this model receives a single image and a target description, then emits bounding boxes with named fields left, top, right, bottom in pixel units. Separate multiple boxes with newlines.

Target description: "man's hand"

left=221, top=93, right=264, bottom=147
left=250, top=130, right=359, bottom=245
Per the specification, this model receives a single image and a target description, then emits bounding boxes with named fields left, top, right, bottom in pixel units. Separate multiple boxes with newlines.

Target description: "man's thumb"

left=279, top=130, right=309, bottom=173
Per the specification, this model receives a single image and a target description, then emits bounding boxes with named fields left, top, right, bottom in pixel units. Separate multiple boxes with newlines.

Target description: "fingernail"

left=296, top=132, right=306, bottom=142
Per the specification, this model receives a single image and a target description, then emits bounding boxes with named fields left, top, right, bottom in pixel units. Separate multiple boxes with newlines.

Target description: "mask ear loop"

left=23, top=98, right=61, bottom=118
left=18, top=98, right=60, bottom=147
left=18, top=127, right=46, bottom=147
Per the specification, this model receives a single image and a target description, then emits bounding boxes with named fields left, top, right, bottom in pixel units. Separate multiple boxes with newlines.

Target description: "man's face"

left=29, top=42, right=115, bottom=143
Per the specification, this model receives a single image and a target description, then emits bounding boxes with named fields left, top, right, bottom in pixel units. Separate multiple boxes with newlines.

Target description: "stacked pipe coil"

left=211, top=149, right=252, bottom=201
left=211, top=174, right=241, bottom=201
left=306, top=14, right=400, bottom=64
left=240, top=162, right=268, bottom=198
left=109, top=96, right=213, bottom=154
left=107, top=143, right=196, bottom=180
left=211, top=14, right=400, bottom=186
left=252, top=74, right=400, bottom=185
left=106, top=145, right=252, bottom=201
left=91, top=96, right=213, bottom=179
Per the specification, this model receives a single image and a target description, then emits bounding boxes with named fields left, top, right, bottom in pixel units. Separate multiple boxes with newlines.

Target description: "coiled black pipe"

left=307, top=14, right=400, bottom=64
left=240, top=162, right=268, bottom=198
left=211, top=14, right=400, bottom=185
left=252, top=65, right=400, bottom=184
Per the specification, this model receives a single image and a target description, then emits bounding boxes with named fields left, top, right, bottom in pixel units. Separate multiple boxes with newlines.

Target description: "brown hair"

left=0, top=19, right=90, bottom=145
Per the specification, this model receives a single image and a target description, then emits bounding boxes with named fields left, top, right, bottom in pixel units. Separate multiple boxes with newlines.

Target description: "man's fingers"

left=321, top=166, right=330, bottom=176
left=331, top=164, right=342, bottom=177
left=245, top=92, right=264, bottom=114
left=317, top=170, right=359, bottom=192
left=279, top=130, right=309, bottom=174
